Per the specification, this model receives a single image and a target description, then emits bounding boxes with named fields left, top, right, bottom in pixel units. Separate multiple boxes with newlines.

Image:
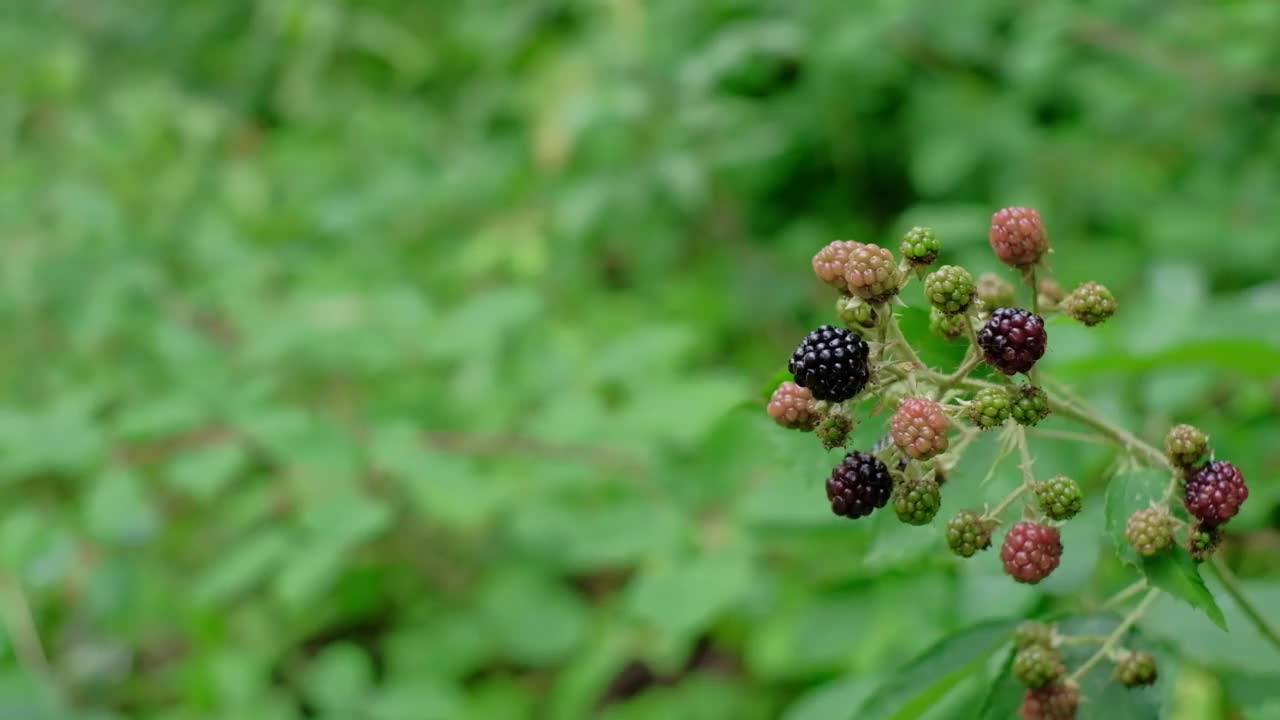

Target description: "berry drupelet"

left=767, top=382, right=819, bottom=431
left=990, top=206, right=1050, bottom=268
left=1164, top=424, right=1209, bottom=468
left=789, top=325, right=871, bottom=402
left=1001, top=521, right=1063, bottom=584
left=978, top=307, right=1048, bottom=375
left=1062, top=281, right=1117, bottom=326
left=890, top=398, right=950, bottom=460
left=1184, top=460, right=1248, bottom=528
left=900, top=226, right=940, bottom=266
left=844, top=242, right=902, bottom=303
left=1125, top=507, right=1174, bottom=557
left=1018, top=682, right=1079, bottom=720
left=892, top=475, right=942, bottom=526
left=1113, top=651, right=1158, bottom=688
left=826, top=451, right=893, bottom=519
left=1034, top=476, right=1082, bottom=522
left=1013, top=645, right=1065, bottom=688
left=967, top=387, right=1012, bottom=430
left=946, top=510, right=996, bottom=557
left=812, top=240, right=860, bottom=289
left=1010, top=384, right=1052, bottom=427
left=924, top=265, right=976, bottom=315
left=1014, top=621, right=1055, bottom=650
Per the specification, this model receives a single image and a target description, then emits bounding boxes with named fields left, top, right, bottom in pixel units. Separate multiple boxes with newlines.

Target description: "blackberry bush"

left=763, top=207, right=1266, bottom=715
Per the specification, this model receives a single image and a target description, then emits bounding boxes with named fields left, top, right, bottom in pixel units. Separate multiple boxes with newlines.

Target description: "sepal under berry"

left=815, top=410, right=854, bottom=450
left=900, top=226, right=940, bottom=266
left=1010, top=384, right=1051, bottom=427
left=1013, top=645, right=1065, bottom=688
left=1113, top=650, right=1158, bottom=688
left=924, top=265, right=976, bottom=315
left=1034, top=476, right=1082, bottom=521
left=967, top=387, right=1012, bottom=430
left=1164, top=424, right=1209, bottom=468
left=946, top=510, right=996, bottom=557
left=1037, top=279, right=1065, bottom=313
left=892, top=475, right=942, bottom=526
left=1001, top=521, right=1063, bottom=584
left=1125, top=507, right=1174, bottom=557
left=1062, top=281, right=1117, bottom=326
left=826, top=451, right=893, bottom=519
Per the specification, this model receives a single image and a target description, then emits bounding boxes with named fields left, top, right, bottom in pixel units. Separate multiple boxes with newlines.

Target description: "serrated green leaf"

left=1142, top=549, right=1227, bottom=630
left=855, top=618, right=1018, bottom=720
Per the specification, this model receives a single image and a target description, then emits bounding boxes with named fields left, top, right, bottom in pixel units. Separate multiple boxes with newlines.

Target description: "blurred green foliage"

left=1, top=0, right=1278, bottom=718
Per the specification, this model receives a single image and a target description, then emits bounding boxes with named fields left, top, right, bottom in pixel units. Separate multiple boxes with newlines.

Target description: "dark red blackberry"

left=1018, top=682, right=1079, bottom=720
left=978, top=307, right=1048, bottom=375
left=789, top=325, right=871, bottom=402
left=1001, top=521, right=1063, bottom=584
left=826, top=451, right=893, bottom=519
left=1184, top=460, right=1248, bottom=528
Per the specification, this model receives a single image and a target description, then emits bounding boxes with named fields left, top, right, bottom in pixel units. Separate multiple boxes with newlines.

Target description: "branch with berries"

left=766, top=207, right=1271, bottom=719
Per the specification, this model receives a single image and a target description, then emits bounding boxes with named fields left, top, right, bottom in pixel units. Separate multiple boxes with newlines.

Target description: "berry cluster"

left=763, top=207, right=1248, bottom=717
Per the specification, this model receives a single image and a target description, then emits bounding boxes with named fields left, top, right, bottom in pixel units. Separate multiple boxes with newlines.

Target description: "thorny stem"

left=1044, top=395, right=1172, bottom=471
left=1015, top=426, right=1036, bottom=485
left=887, top=315, right=925, bottom=369
left=1210, top=557, right=1280, bottom=651
left=1068, top=588, right=1160, bottom=684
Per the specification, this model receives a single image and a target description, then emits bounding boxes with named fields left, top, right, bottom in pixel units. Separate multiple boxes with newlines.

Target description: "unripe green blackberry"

left=1037, top=279, right=1065, bottom=313
left=900, top=226, right=940, bottom=266
left=946, top=510, right=996, bottom=557
left=990, top=206, right=1050, bottom=268
left=1010, top=384, right=1051, bottom=427
left=835, top=294, right=878, bottom=332
left=976, top=272, right=1016, bottom=310
left=967, top=387, right=1012, bottom=430
left=767, top=382, right=819, bottom=431
left=1013, top=645, right=1065, bottom=688
left=1062, top=281, right=1117, bottom=327
left=843, top=242, right=902, bottom=303
left=1187, top=523, right=1223, bottom=563
left=924, top=265, right=976, bottom=314
left=1125, top=507, right=1174, bottom=557
left=890, top=398, right=950, bottom=460
left=892, top=475, right=942, bottom=526
left=1112, top=650, right=1158, bottom=688
left=930, top=307, right=967, bottom=341
left=1033, top=476, right=1083, bottom=521
left=812, top=240, right=859, bottom=290
left=815, top=410, right=854, bottom=450
left=1014, top=621, right=1055, bottom=650
left=1018, top=682, right=1079, bottom=720
left=1164, top=424, right=1209, bottom=468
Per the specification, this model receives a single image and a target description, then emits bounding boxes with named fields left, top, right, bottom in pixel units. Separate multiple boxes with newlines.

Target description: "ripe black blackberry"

left=826, top=451, right=893, bottom=519
left=788, top=325, right=871, bottom=402
left=1184, top=460, right=1248, bottom=528
left=978, top=307, right=1048, bottom=375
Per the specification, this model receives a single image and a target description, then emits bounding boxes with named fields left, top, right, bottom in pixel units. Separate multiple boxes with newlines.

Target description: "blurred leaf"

left=300, top=643, right=374, bottom=713
left=855, top=618, right=1018, bottom=720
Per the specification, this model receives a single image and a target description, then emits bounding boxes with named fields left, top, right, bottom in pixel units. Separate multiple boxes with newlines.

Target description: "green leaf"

left=300, top=643, right=374, bottom=712
left=854, top=618, right=1018, bottom=720
left=1141, top=549, right=1227, bottom=630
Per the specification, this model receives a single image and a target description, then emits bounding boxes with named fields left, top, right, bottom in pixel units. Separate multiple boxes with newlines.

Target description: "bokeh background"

left=2, top=1, right=1279, bottom=718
